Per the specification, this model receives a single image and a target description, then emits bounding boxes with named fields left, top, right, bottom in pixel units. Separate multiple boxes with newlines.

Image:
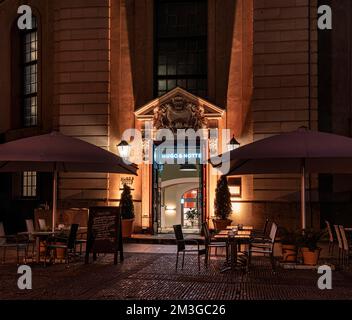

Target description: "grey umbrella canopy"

left=213, top=127, right=352, bottom=229
left=0, top=132, right=138, bottom=231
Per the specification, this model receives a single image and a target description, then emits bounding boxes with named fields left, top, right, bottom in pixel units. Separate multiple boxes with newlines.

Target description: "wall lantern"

left=227, top=135, right=240, bottom=152
left=117, top=140, right=131, bottom=160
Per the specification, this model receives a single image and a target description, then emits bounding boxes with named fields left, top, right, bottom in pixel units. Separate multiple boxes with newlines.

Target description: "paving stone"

left=0, top=252, right=351, bottom=300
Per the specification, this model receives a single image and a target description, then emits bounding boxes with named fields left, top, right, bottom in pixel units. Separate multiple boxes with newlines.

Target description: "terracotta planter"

left=213, top=219, right=232, bottom=231
left=301, top=247, right=321, bottom=265
left=281, top=244, right=297, bottom=262
left=122, top=219, right=134, bottom=238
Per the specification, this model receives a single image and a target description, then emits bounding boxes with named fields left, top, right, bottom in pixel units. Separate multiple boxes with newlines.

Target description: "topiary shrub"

left=119, top=184, right=135, bottom=220
left=214, top=176, right=232, bottom=220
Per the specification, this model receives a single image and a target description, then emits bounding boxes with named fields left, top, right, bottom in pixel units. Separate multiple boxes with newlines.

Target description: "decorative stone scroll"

left=153, top=95, right=208, bottom=132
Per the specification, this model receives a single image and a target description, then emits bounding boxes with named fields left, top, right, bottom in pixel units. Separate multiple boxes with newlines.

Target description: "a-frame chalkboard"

left=85, top=207, right=124, bottom=265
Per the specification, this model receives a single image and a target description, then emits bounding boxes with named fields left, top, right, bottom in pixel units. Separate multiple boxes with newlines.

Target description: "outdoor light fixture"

left=179, top=164, right=197, bottom=172
left=227, top=135, right=240, bottom=152
left=117, top=140, right=131, bottom=159
left=232, top=202, right=241, bottom=214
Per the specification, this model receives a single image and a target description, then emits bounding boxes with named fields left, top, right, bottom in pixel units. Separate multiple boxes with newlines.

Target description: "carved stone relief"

left=153, top=95, right=207, bottom=132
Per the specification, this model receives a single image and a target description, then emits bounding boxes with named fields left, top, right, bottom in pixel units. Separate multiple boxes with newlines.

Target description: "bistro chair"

left=0, top=222, right=28, bottom=264
left=17, top=219, right=36, bottom=261
left=38, top=219, right=47, bottom=231
left=247, top=222, right=278, bottom=272
left=75, top=231, right=87, bottom=256
left=173, top=224, right=206, bottom=272
left=25, top=219, right=36, bottom=260
left=44, top=224, right=79, bottom=266
left=202, top=222, right=228, bottom=266
left=252, top=218, right=269, bottom=240
left=252, top=221, right=274, bottom=243
left=339, top=225, right=351, bottom=268
left=325, top=221, right=335, bottom=256
left=334, top=224, right=343, bottom=266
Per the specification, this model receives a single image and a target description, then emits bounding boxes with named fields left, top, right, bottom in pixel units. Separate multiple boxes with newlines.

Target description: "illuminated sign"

left=160, top=153, right=201, bottom=160
left=154, top=147, right=203, bottom=164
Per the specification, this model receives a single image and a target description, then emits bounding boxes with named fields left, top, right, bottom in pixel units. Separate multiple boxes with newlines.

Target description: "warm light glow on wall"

left=142, top=214, right=149, bottom=229
left=228, top=177, right=242, bottom=198
left=232, top=202, right=241, bottom=214
left=229, top=186, right=241, bottom=196
left=165, top=206, right=176, bottom=215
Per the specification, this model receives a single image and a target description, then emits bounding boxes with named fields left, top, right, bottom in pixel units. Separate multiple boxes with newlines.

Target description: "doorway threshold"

left=158, top=227, right=201, bottom=234
left=126, top=233, right=203, bottom=245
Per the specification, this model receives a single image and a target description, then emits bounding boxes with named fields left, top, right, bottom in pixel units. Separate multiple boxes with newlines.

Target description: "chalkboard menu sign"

left=85, top=207, right=123, bottom=265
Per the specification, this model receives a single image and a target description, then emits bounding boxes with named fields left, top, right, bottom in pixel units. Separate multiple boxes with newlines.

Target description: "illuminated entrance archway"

left=135, top=87, right=224, bottom=234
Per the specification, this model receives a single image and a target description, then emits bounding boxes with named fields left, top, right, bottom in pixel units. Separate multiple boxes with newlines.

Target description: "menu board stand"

left=85, top=207, right=123, bottom=265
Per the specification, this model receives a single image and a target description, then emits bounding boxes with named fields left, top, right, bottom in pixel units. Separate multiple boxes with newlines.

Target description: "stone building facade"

left=0, top=0, right=351, bottom=233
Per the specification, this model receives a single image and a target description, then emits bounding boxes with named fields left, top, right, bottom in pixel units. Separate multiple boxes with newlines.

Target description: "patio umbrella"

left=212, top=127, right=352, bottom=229
left=0, top=132, right=138, bottom=231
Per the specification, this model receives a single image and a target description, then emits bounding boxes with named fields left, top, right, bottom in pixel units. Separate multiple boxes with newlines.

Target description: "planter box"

left=122, top=219, right=134, bottom=238
left=281, top=244, right=297, bottom=262
left=301, top=247, right=322, bottom=266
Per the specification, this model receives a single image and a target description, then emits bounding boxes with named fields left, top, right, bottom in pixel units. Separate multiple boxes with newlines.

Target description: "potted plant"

left=185, top=208, right=199, bottom=228
left=213, top=176, right=233, bottom=230
left=298, top=229, right=325, bottom=266
left=279, top=227, right=299, bottom=263
left=119, top=184, right=135, bottom=238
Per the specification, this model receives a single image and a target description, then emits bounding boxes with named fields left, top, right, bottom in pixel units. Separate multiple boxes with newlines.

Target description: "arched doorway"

left=134, top=87, right=225, bottom=234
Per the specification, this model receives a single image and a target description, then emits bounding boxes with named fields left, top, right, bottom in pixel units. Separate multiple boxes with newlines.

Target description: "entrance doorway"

left=153, top=162, right=203, bottom=234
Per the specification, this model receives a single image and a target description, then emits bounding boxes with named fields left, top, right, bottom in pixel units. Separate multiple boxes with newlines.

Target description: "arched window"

left=21, top=15, right=39, bottom=127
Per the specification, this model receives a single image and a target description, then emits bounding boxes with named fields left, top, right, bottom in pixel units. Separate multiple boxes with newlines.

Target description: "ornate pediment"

left=135, top=87, right=224, bottom=131
left=153, top=95, right=207, bottom=132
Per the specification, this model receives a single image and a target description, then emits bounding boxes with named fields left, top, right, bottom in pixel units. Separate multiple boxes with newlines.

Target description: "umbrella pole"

left=52, top=170, right=58, bottom=232
left=301, top=164, right=306, bottom=230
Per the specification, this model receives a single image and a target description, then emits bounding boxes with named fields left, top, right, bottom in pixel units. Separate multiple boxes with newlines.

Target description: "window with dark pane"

left=22, top=171, right=37, bottom=198
left=21, top=16, right=38, bottom=127
left=155, top=0, right=207, bottom=98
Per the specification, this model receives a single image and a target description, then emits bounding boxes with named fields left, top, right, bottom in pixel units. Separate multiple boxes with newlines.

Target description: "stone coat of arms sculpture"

left=153, top=96, right=208, bottom=132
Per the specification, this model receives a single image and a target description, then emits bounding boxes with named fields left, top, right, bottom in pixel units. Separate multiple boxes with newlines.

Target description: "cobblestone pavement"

left=1, top=252, right=352, bottom=300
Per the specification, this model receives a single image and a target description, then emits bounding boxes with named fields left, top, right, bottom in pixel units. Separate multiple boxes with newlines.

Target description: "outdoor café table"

left=226, top=225, right=253, bottom=231
left=214, top=229, right=252, bottom=273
